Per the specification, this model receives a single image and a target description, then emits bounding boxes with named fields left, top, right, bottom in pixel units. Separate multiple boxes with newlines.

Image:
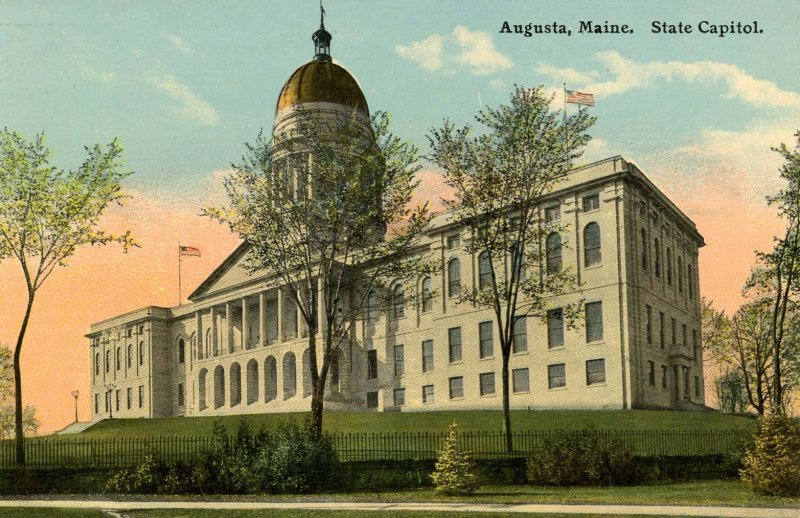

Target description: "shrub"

left=104, top=455, right=167, bottom=494
left=261, top=419, right=339, bottom=493
left=526, top=429, right=637, bottom=486
left=740, top=415, right=800, bottom=497
left=430, top=423, right=480, bottom=496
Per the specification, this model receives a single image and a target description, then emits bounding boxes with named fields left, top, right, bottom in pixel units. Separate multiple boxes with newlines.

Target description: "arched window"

left=393, top=284, right=405, bottom=319
left=478, top=251, right=493, bottom=289
left=688, top=263, right=694, bottom=299
left=447, top=258, right=461, bottom=297
left=283, top=352, right=297, bottom=399
left=264, top=356, right=277, bottom=402
left=115, top=347, right=121, bottom=370
left=230, top=363, right=242, bottom=406
left=666, top=247, right=673, bottom=285
left=213, top=366, right=225, bottom=409
left=421, top=277, right=433, bottom=313
left=640, top=228, right=648, bottom=270
left=178, top=338, right=185, bottom=364
left=127, top=344, right=133, bottom=368
left=198, top=368, right=208, bottom=410
left=105, top=350, right=110, bottom=372
left=654, top=238, right=661, bottom=278
left=138, top=341, right=145, bottom=366
left=546, top=232, right=562, bottom=274
left=510, top=242, right=524, bottom=280
left=366, top=290, right=378, bottom=322
left=678, top=256, right=684, bottom=293
left=95, top=353, right=100, bottom=375
left=584, top=222, right=601, bottom=266
left=246, top=359, right=259, bottom=405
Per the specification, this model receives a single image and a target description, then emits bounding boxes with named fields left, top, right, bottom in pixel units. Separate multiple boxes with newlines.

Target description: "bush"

left=526, top=429, right=638, bottom=486
left=261, top=419, right=339, bottom=493
left=430, top=423, right=480, bottom=495
left=104, top=455, right=167, bottom=494
left=740, top=415, right=800, bottom=497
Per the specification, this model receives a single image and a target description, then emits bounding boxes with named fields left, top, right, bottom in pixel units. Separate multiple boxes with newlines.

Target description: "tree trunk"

left=14, top=294, right=34, bottom=466
left=501, top=350, right=512, bottom=452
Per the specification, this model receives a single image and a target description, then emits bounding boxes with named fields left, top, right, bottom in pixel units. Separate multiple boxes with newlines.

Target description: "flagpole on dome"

left=178, top=244, right=202, bottom=306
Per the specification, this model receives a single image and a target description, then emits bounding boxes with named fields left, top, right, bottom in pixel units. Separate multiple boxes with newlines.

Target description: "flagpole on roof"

left=563, top=82, right=569, bottom=169
left=178, top=242, right=182, bottom=306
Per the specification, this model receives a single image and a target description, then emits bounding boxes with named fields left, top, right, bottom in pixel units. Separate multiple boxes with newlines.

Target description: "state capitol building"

left=88, top=17, right=706, bottom=422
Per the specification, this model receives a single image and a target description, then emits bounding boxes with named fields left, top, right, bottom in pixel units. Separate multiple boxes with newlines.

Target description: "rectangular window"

left=139, top=342, right=144, bottom=366
left=177, top=383, right=184, bottom=407
left=479, top=372, right=496, bottom=396
left=661, top=365, right=668, bottom=389
left=105, top=391, right=110, bottom=413
left=115, top=389, right=120, bottom=412
left=547, top=308, right=564, bottom=348
left=586, top=302, right=604, bottom=343
left=659, top=311, right=665, bottom=349
left=479, top=321, right=494, bottom=358
left=449, top=376, right=464, bottom=399
left=422, top=384, right=434, bottom=404
left=448, top=327, right=462, bottom=363
left=138, top=385, right=144, bottom=408
left=695, top=376, right=701, bottom=397
left=683, top=367, right=690, bottom=397
left=512, top=317, right=527, bottom=353
left=544, top=204, right=560, bottom=222
left=367, top=349, right=378, bottom=380
left=547, top=364, right=565, bottom=389
left=671, top=318, right=677, bottom=347
left=393, top=388, right=405, bottom=407
left=586, top=359, right=606, bottom=385
left=94, top=394, right=99, bottom=415
left=422, top=340, right=434, bottom=372
left=513, top=368, right=531, bottom=393
left=446, top=234, right=460, bottom=250
left=126, top=387, right=132, bottom=410
left=646, top=305, right=652, bottom=345
left=582, top=193, right=600, bottom=212
left=693, top=329, right=699, bottom=361
left=682, top=323, right=687, bottom=347
left=393, top=345, right=405, bottom=376
left=648, top=361, right=656, bottom=386
left=366, top=391, right=379, bottom=408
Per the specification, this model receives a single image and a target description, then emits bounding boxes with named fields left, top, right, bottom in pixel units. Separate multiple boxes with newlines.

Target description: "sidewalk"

left=0, top=499, right=798, bottom=517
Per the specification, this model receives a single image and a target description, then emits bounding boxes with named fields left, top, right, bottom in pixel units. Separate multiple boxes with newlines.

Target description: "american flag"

left=179, top=245, right=201, bottom=257
left=566, top=90, right=595, bottom=106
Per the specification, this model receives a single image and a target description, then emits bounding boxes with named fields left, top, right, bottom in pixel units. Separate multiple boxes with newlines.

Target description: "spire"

left=312, top=1, right=332, bottom=61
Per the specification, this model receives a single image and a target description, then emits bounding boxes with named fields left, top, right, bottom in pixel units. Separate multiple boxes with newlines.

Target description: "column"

left=259, top=292, right=267, bottom=347
left=195, top=312, right=202, bottom=360
left=210, top=307, right=217, bottom=356
left=226, top=301, right=233, bottom=353
left=242, top=297, right=250, bottom=349
left=277, top=288, right=283, bottom=342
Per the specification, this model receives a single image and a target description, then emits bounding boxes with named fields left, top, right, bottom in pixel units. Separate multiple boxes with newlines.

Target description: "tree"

left=427, top=86, right=595, bottom=451
left=0, top=346, right=38, bottom=439
left=713, top=368, right=749, bottom=414
left=755, top=131, right=800, bottom=414
left=205, top=109, right=431, bottom=435
left=0, top=129, right=134, bottom=465
left=430, top=422, right=480, bottom=495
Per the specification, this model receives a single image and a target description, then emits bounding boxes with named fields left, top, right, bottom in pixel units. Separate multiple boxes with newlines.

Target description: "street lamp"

left=71, top=390, right=79, bottom=423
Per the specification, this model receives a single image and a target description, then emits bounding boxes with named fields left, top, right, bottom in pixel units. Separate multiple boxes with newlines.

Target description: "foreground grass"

left=0, top=511, right=106, bottom=518
left=75, top=410, right=756, bottom=438
left=1, top=512, right=668, bottom=518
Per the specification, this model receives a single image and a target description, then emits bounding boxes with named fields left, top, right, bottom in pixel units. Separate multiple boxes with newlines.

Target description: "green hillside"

left=76, top=410, right=756, bottom=438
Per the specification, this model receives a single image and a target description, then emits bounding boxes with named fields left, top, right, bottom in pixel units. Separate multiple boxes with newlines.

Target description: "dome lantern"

left=312, top=3, right=332, bottom=61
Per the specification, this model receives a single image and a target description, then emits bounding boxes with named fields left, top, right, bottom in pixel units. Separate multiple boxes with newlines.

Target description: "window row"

left=638, top=228, right=696, bottom=299
left=375, top=358, right=607, bottom=407
left=94, top=342, right=146, bottom=376
left=643, top=305, right=701, bottom=360
left=647, top=361, right=702, bottom=398
left=94, top=385, right=144, bottom=415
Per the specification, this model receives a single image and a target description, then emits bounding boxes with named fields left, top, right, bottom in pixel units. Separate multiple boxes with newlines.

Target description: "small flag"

left=179, top=245, right=201, bottom=257
left=566, top=90, right=595, bottom=106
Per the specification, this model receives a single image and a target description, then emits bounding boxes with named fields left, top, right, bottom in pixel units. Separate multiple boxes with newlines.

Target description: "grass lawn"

left=0, top=510, right=107, bottom=518
left=122, top=512, right=670, bottom=518
left=74, top=410, right=757, bottom=438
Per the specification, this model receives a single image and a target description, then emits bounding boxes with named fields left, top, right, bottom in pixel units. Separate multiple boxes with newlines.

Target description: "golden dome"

left=275, top=59, right=369, bottom=116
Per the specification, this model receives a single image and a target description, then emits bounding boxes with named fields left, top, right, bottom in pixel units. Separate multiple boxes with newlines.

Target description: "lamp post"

left=71, top=390, right=79, bottom=423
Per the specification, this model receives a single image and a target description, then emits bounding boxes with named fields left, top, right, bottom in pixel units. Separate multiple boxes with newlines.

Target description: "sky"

left=1, top=0, right=799, bottom=433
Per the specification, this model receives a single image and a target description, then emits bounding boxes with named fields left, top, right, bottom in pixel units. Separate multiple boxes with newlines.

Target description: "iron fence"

left=0, top=429, right=750, bottom=468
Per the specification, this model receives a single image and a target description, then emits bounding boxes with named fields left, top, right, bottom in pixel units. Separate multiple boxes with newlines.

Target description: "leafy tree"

left=427, top=86, right=594, bottom=451
left=0, top=129, right=134, bottom=465
left=754, top=131, right=800, bottom=414
left=713, top=368, right=749, bottom=414
left=0, top=346, right=39, bottom=439
left=741, top=415, right=800, bottom=496
left=205, top=109, right=431, bottom=435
